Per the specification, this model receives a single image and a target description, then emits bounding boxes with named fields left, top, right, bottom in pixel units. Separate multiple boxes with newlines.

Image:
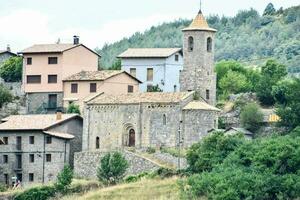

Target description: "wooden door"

left=129, top=129, right=135, bottom=147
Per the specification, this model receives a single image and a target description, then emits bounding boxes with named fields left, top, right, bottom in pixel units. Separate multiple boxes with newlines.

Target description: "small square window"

left=46, top=154, right=51, bottom=162
left=48, top=75, right=57, bottom=83
left=128, top=85, right=134, bottom=93
left=29, top=154, right=34, bottom=163
left=71, top=83, right=78, bottom=93
left=90, top=83, right=97, bottom=93
left=3, top=137, right=8, bottom=145
left=29, top=136, right=34, bottom=144
left=3, top=155, right=8, bottom=163
left=4, top=174, right=8, bottom=185
left=27, top=57, right=32, bottom=65
left=27, top=75, right=41, bottom=84
left=175, top=55, right=179, bottom=61
left=29, top=173, right=34, bottom=182
left=48, top=57, right=58, bottom=64
left=46, top=136, right=52, bottom=144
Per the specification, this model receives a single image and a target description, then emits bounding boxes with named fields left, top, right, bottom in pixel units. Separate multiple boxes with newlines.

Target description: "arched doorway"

left=129, top=129, right=135, bottom=147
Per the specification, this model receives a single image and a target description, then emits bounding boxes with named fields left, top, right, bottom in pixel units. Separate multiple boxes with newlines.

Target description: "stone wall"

left=26, top=92, right=63, bottom=114
left=152, top=152, right=188, bottom=169
left=0, top=78, right=24, bottom=97
left=74, top=150, right=160, bottom=179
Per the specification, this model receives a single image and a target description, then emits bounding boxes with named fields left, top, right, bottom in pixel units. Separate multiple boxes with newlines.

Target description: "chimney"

left=56, top=111, right=62, bottom=121
left=73, top=35, right=79, bottom=45
left=6, top=44, right=11, bottom=52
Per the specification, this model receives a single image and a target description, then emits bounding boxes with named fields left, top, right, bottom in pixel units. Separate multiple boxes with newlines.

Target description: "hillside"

left=97, top=4, right=300, bottom=72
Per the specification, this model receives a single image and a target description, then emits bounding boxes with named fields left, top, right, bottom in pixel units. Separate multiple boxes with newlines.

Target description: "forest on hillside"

left=97, top=4, right=300, bottom=73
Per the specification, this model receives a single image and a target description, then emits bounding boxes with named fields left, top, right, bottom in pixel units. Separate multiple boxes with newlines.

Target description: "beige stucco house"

left=63, top=70, right=142, bottom=110
left=19, top=36, right=101, bottom=114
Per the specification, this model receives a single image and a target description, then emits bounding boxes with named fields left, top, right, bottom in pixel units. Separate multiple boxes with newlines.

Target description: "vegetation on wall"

left=0, top=84, right=13, bottom=108
left=98, top=5, right=300, bottom=71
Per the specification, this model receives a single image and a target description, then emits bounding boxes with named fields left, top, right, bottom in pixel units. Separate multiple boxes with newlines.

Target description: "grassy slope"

left=62, top=178, right=181, bottom=200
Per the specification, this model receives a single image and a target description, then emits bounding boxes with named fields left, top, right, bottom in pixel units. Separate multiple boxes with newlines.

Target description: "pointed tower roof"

left=183, top=10, right=217, bottom=32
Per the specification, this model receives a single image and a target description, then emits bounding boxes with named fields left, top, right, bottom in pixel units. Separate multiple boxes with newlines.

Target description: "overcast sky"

left=0, top=0, right=299, bottom=52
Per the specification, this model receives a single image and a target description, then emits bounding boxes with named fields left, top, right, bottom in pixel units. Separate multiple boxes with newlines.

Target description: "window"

left=130, top=68, right=136, bottom=77
left=207, top=37, right=212, bottom=52
left=16, top=136, right=22, bottom=151
left=16, top=154, right=22, bottom=169
left=29, top=154, right=34, bottom=163
left=90, top=83, right=97, bottom=93
left=4, top=174, right=8, bottom=185
left=48, top=94, right=57, bottom=109
left=17, top=173, right=22, bottom=182
left=3, top=137, right=8, bottom=145
left=27, top=75, right=41, bottom=84
left=128, top=85, right=134, bottom=93
left=96, top=137, right=100, bottom=149
left=174, top=85, right=177, bottom=92
left=46, top=136, right=52, bottom=144
left=29, top=173, right=34, bottom=182
left=48, top=75, right=57, bottom=83
left=147, top=68, right=153, bottom=81
left=48, top=57, right=58, bottom=64
left=71, top=83, right=78, bottom=93
left=46, top=154, right=51, bottom=162
left=206, top=90, right=210, bottom=100
left=147, top=84, right=153, bottom=92
left=163, top=114, right=167, bottom=125
left=175, top=54, right=179, bottom=61
left=27, top=57, right=32, bottom=65
left=188, top=36, right=194, bottom=52
left=3, top=155, right=8, bottom=163
left=29, top=136, right=34, bottom=144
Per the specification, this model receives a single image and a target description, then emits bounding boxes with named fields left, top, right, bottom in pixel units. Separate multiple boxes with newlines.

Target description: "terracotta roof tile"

left=64, top=70, right=123, bottom=81
left=19, top=43, right=78, bottom=54
left=118, top=48, right=182, bottom=58
left=87, top=92, right=193, bottom=105
left=43, top=131, right=75, bottom=139
left=0, top=114, right=80, bottom=130
left=183, top=10, right=217, bottom=32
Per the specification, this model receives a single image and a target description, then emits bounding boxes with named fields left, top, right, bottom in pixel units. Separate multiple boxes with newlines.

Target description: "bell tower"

left=180, top=9, right=217, bottom=105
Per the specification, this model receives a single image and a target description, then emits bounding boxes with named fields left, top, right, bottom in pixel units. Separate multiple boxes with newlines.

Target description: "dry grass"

left=62, top=177, right=180, bottom=200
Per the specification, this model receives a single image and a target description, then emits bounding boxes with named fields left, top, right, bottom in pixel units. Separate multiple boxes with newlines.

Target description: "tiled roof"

left=19, top=43, right=78, bottom=54
left=183, top=101, right=221, bottom=111
left=87, top=92, right=193, bottom=105
left=43, top=131, right=75, bottom=139
left=225, top=127, right=254, bottom=136
left=0, top=114, right=80, bottom=130
left=118, top=48, right=182, bottom=58
left=183, top=10, right=217, bottom=32
left=0, top=50, right=17, bottom=56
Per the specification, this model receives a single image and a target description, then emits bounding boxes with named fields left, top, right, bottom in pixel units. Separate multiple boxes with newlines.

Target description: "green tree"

left=240, top=103, right=263, bottom=132
left=108, top=59, right=121, bottom=70
left=0, top=84, right=13, bottom=108
left=263, top=3, right=276, bottom=16
left=55, top=165, right=73, bottom=194
left=256, top=60, right=287, bottom=106
left=0, top=56, right=22, bottom=82
left=272, top=78, right=300, bottom=129
left=97, top=152, right=129, bottom=185
left=219, top=70, right=251, bottom=96
left=67, top=103, right=81, bottom=115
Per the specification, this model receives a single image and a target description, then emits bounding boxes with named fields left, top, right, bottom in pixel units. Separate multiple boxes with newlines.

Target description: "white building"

left=118, top=48, right=183, bottom=92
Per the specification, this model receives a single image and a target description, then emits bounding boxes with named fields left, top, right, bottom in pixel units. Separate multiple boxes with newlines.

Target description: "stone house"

left=82, top=92, right=220, bottom=151
left=18, top=36, right=101, bottom=114
left=0, top=45, right=17, bottom=65
left=63, top=70, right=141, bottom=111
left=0, top=113, right=82, bottom=186
left=119, top=48, right=183, bottom=92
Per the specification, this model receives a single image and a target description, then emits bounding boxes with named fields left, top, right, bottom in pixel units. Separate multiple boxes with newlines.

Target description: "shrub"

left=186, top=132, right=245, bottom=173
left=0, top=84, right=13, bottom=108
left=161, top=147, right=186, bottom=158
left=124, top=172, right=150, bottom=183
left=146, top=147, right=156, bottom=154
left=0, top=183, right=7, bottom=192
left=97, top=152, right=129, bottom=185
left=14, top=186, right=56, bottom=200
left=240, top=103, right=263, bottom=132
left=55, top=165, right=74, bottom=194
left=156, top=168, right=177, bottom=178
left=0, top=56, right=22, bottom=82
left=67, top=103, right=81, bottom=115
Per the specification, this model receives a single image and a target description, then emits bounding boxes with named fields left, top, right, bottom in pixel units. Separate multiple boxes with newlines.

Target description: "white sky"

left=0, top=0, right=299, bottom=52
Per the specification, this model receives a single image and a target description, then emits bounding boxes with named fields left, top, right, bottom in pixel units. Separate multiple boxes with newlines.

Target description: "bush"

left=240, top=103, right=263, bottom=132
left=146, top=147, right=156, bottom=154
left=0, top=56, right=22, bottom=82
left=67, top=103, right=81, bottom=115
left=124, top=172, right=150, bottom=183
left=186, top=132, right=245, bottom=174
left=14, top=186, right=56, bottom=200
left=55, top=165, right=73, bottom=194
left=97, top=152, right=129, bottom=185
left=0, top=183, right=7, bottom=192
left=0, top=84, right=13, bottom=108
left=156, top=168, right=178, bottom=178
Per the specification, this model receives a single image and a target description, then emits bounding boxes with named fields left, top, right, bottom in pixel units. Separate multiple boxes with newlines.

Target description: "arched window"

left=207, top=37, right=212, bottom=52
left=188, top=36, right=194, bottom=52
left=96, top=137, right=100, bottom=149
left=163, top=114, right=167, bottom=125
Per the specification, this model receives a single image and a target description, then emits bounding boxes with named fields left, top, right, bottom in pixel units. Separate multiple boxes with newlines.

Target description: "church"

left=81, top=9, right=219, bottom=151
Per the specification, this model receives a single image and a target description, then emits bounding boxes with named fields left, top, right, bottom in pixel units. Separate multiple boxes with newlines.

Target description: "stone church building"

left=80, top=10, right=220, bottom=151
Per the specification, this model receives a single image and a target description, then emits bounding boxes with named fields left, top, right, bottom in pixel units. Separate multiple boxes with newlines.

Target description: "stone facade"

left=74, top=150, right=160, bottom=179
left=180, top=13, right=217, bottom=105
left=26, top=92, right=63, bottom=114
